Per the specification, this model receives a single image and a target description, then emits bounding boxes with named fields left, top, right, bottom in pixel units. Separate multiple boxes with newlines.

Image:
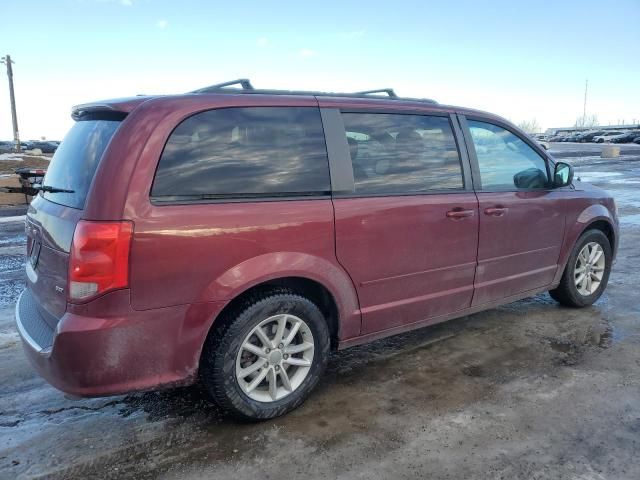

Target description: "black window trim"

left=149, top=105, right=332, bottom=205
left=327, top=108, right=473, bottom=199
left=151, top=193, right=332, bottom=206
left=319, top=108, right=354, bottom=194
left=457, top=113, right=555, bottom=193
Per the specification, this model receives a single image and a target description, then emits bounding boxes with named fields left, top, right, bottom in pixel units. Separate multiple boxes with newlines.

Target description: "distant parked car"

left=633, top=137, right=640, bottom=145
left=578, top=130, right=606, bottom=143
left=0, top=141, right=14, bottom=153
left=610, top=131, right=640, bottom=143
left=0, top=140, right=34, bottom=151
left=593, top=132, right=623, bottom=143
left=564, top=134, right=582, bottom=142
left=27, top=141, right=58, bottom=154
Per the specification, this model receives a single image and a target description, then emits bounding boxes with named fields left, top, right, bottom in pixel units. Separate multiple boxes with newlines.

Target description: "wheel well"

left=585, top=220, right=615, bottom=251
left=210, top=277, right=340, bottom=350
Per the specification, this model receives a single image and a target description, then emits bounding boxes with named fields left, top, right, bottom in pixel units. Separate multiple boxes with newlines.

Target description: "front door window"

left=468, top=120, right=549, bottom=190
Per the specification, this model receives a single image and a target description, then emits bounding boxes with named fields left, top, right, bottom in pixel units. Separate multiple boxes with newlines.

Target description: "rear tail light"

left=68, top=220, right=133, bottom=302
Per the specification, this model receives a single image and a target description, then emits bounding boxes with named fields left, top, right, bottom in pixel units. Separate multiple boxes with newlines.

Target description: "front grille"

left=16, top=289, right=55, bottom=350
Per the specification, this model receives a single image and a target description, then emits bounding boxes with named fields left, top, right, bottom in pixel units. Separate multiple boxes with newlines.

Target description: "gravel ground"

left=0, top=154, right=51, bottom=175
left=0, top=145, right=639, bottom=479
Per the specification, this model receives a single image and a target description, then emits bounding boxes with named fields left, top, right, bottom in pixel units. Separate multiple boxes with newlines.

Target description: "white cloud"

left=298, top=48, right=317, bottom=59
left=156, top=19, right=168, bottom=29
left=256, top=37, right=269, bottom=48
left=120, top=0, right=133, bottom=6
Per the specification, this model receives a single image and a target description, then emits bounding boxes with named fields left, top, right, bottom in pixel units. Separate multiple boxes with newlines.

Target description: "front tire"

left=549, top=229, right=612, bottom=308
left=200, top=290, right=330, bottom=420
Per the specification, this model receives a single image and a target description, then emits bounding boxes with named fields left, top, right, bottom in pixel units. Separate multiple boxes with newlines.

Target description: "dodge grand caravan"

left=15, top=80, right=618, bottom=419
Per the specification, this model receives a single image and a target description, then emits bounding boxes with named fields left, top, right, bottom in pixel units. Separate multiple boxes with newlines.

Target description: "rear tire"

left=200, top=289, right=330, bottom=420
left=549, top=229, right=612, bottom=308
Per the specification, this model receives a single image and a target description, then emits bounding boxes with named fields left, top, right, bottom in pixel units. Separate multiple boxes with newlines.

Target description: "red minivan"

left=15, top=80, right=618, bottom=419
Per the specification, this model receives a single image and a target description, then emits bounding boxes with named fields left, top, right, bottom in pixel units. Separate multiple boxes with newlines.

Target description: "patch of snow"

left=25, top=148, right=44, bottom=156
left=0, top=153, right=23, bottom=161
left=621, top=213, right=640, bottom=226
left=0, top=216, right=25, bottom=224
left=609, top=178, right=640, bottom=185
left=577, top=172, right=622, bottom=183
left=0, top=329, right=19, bottom=349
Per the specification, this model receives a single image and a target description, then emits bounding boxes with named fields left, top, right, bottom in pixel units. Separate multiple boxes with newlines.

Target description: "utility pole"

left=582, top=78, right=588, bottom=121
left=1, top=55, right=20, bottom=151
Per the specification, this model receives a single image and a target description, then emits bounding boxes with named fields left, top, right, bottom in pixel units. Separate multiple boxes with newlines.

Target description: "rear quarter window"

left=151, top=107, right=330, bottom=201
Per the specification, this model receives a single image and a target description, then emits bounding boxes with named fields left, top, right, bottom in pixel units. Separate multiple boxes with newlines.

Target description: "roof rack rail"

left=191, top=79, right=254, bottom=93
left=354, top=88, right=397, bottom=98
left=189, top=79, right=437, bottom=104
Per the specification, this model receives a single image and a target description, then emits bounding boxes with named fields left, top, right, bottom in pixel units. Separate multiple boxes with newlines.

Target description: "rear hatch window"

left=42, top=118, right=122, bottom=209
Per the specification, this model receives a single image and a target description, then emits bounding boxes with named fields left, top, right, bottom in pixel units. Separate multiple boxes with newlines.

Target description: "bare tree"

left=516, top=119, right=541, bottom=134
left=574, top=114, right=599, bottom=128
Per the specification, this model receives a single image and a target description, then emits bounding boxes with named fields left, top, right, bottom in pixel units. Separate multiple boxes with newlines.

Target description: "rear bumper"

left=14, top=290, right=55, bottom=355
left=15, top=288, right=225, bottom=397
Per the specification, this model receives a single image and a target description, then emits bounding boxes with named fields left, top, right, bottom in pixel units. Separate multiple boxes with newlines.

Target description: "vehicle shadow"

left=119, top=383, right=227, bottom=423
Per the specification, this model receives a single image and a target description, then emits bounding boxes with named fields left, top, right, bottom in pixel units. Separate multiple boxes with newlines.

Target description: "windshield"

left=42, top=119, right=121, bottom=209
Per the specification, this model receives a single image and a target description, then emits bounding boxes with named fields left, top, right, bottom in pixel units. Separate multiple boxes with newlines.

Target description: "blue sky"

left=1, top=0, right=639, bottom=139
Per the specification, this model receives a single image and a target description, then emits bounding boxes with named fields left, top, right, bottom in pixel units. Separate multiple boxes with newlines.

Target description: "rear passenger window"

left=342, top=113, right=464, bottom=195
left=151, top=107, right=330, bottom=200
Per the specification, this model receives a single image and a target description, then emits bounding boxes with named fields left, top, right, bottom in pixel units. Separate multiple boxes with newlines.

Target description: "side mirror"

left=514, top=168, right=548, bottom=189
left=553, top=161, right=573, bottom=188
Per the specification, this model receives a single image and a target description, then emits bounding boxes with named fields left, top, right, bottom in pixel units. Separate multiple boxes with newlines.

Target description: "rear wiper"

left=33, top=183, right=75, bottom=194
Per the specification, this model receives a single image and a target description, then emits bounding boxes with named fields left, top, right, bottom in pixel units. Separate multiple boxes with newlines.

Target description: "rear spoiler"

left=71, top=104, right=128, bottom=121
left=71, top=96, right=153, bottom=121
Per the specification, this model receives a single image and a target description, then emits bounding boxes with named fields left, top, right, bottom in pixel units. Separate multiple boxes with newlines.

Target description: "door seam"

left=456, top=113, right=481, bottom=307
left=330, top=197, right=363, bottom=336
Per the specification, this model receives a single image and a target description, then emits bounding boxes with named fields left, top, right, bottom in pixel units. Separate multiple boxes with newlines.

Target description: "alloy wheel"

left=235, top=314, right=314, bottom=402
left=574, top=241, right=606, bottom=296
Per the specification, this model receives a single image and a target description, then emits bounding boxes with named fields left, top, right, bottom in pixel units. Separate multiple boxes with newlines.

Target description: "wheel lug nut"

left=265, top=348, right=270, bottom=353
left=275, top=365, right=280, bottom=371
left=284, top=354, right=289, bottom=359
left=278, top=343, right=283, bottom=349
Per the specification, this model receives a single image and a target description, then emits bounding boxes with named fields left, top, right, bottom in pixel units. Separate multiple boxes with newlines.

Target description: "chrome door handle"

left=484, top=207, right=508, bottom=217
left=446, top=209, right=475, bottom=219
